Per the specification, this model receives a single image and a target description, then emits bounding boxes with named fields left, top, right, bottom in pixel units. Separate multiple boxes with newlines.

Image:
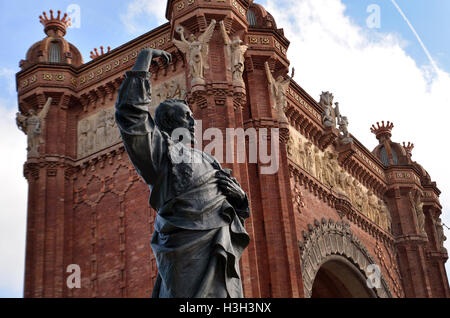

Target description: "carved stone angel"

left=265, top=61, right=294, bottom=124
left=219, top=20, right=248, bottom=85
left=409, top=191, right=427, bottom=238
left=16, top=97, right=52, bottom=157
left=173, top=20, right=217, bottom=86
left=435, top=217, right=447, bottom=252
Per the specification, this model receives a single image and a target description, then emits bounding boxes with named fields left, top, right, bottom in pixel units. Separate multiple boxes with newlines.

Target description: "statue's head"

left=155, top=99, right=195, bottom=142
left=28, top=109, right=36, bottom=116
left=189, top=34, right=196, bottom=42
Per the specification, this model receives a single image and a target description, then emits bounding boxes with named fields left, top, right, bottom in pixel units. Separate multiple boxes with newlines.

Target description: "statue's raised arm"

left=115, top=48, right=172, bottom=186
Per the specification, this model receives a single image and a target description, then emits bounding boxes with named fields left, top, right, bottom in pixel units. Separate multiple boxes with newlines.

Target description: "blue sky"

left=0, top=0, right=449, bottom=298
left=0, top=0, right=449, bottom=108
left=342, top=0, right=450, bottom=72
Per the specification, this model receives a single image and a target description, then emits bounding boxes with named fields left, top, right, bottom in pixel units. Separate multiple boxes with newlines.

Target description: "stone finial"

left=371, top=121, right=394, bottom=141
left=39, top=10, right=71, bottom=36
left=402, top=142, right=414, bottom=157
left=90, top=46, right=111, bottom=59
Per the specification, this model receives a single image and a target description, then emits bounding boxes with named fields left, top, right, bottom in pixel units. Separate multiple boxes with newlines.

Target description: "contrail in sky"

left=391, top=0, right=439, bottom=73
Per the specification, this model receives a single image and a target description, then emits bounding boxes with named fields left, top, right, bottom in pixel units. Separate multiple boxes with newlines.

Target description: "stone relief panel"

left=77, top=107, right=121, bottom=159
left=287, top=126, right=392, bottom=233
left=149, top=73, right=187, bottom=115
left=77, top=74, right=187, bottom=159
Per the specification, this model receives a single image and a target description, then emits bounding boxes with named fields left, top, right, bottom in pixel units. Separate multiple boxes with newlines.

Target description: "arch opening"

left=311, top=256, right=376, bottom=298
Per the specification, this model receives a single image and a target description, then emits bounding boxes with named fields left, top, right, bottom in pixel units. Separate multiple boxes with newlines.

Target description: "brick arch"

left=299, top=218, right=393, bottom=298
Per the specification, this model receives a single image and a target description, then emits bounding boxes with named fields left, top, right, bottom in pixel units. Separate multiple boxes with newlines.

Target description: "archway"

left=311, top=256, right=376, bottom=298
left=300, top=219, right=392, bottom=298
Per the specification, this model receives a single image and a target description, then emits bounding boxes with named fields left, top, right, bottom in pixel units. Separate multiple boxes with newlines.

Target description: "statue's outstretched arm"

left=115, top=49, right=172, bottom=185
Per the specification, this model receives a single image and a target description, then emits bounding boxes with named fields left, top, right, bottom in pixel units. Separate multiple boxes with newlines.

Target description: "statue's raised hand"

left=151, top=49, right=172, bottom=65
left=132, top=48, right=172, bottom=71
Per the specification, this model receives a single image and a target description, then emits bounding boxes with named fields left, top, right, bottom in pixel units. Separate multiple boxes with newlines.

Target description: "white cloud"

left=262, top=0, right=450, bottom=280
left=0, top=68, right=16, bottom=96
left=0, top=101, right=27, bottom=298
left=120, top=0, right=167, bottom=35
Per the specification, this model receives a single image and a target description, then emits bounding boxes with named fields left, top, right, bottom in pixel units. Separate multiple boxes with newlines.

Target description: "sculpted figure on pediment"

left=320, top=92, right=340, bottom=128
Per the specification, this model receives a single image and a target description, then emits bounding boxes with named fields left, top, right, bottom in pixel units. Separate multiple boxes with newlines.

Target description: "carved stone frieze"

left=287, top=125, right=392, bottom=233
left=150, top=73, right=187, bottom=114
left=77, top=107, right=121, bottom=159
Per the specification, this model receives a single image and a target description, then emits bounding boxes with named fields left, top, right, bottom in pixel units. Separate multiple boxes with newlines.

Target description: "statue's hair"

left=154, top=98, right=188, bottom=133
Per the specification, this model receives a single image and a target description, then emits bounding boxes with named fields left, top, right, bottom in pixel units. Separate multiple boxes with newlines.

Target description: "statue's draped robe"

left=115, top=71, right=250, bottom=298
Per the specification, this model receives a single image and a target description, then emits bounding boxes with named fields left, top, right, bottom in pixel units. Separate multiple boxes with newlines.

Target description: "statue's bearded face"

left=171, top=102, right=196, bottom=141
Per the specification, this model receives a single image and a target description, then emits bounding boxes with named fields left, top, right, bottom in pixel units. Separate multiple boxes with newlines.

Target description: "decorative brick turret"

left=402, top=142, right=414, bottom=158
left=371, top=120, right=394, bottom=142
left=90, top=46, right=111, bottom=59
left=39, top=10, right=71, bottom=37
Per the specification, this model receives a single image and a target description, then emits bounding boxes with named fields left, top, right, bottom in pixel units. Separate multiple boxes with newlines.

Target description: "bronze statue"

left=115, top=48, right=250, bottom=298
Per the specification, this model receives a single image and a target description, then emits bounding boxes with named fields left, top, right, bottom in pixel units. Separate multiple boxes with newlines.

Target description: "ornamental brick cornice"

left=23, top=155, right=76, bottom=180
